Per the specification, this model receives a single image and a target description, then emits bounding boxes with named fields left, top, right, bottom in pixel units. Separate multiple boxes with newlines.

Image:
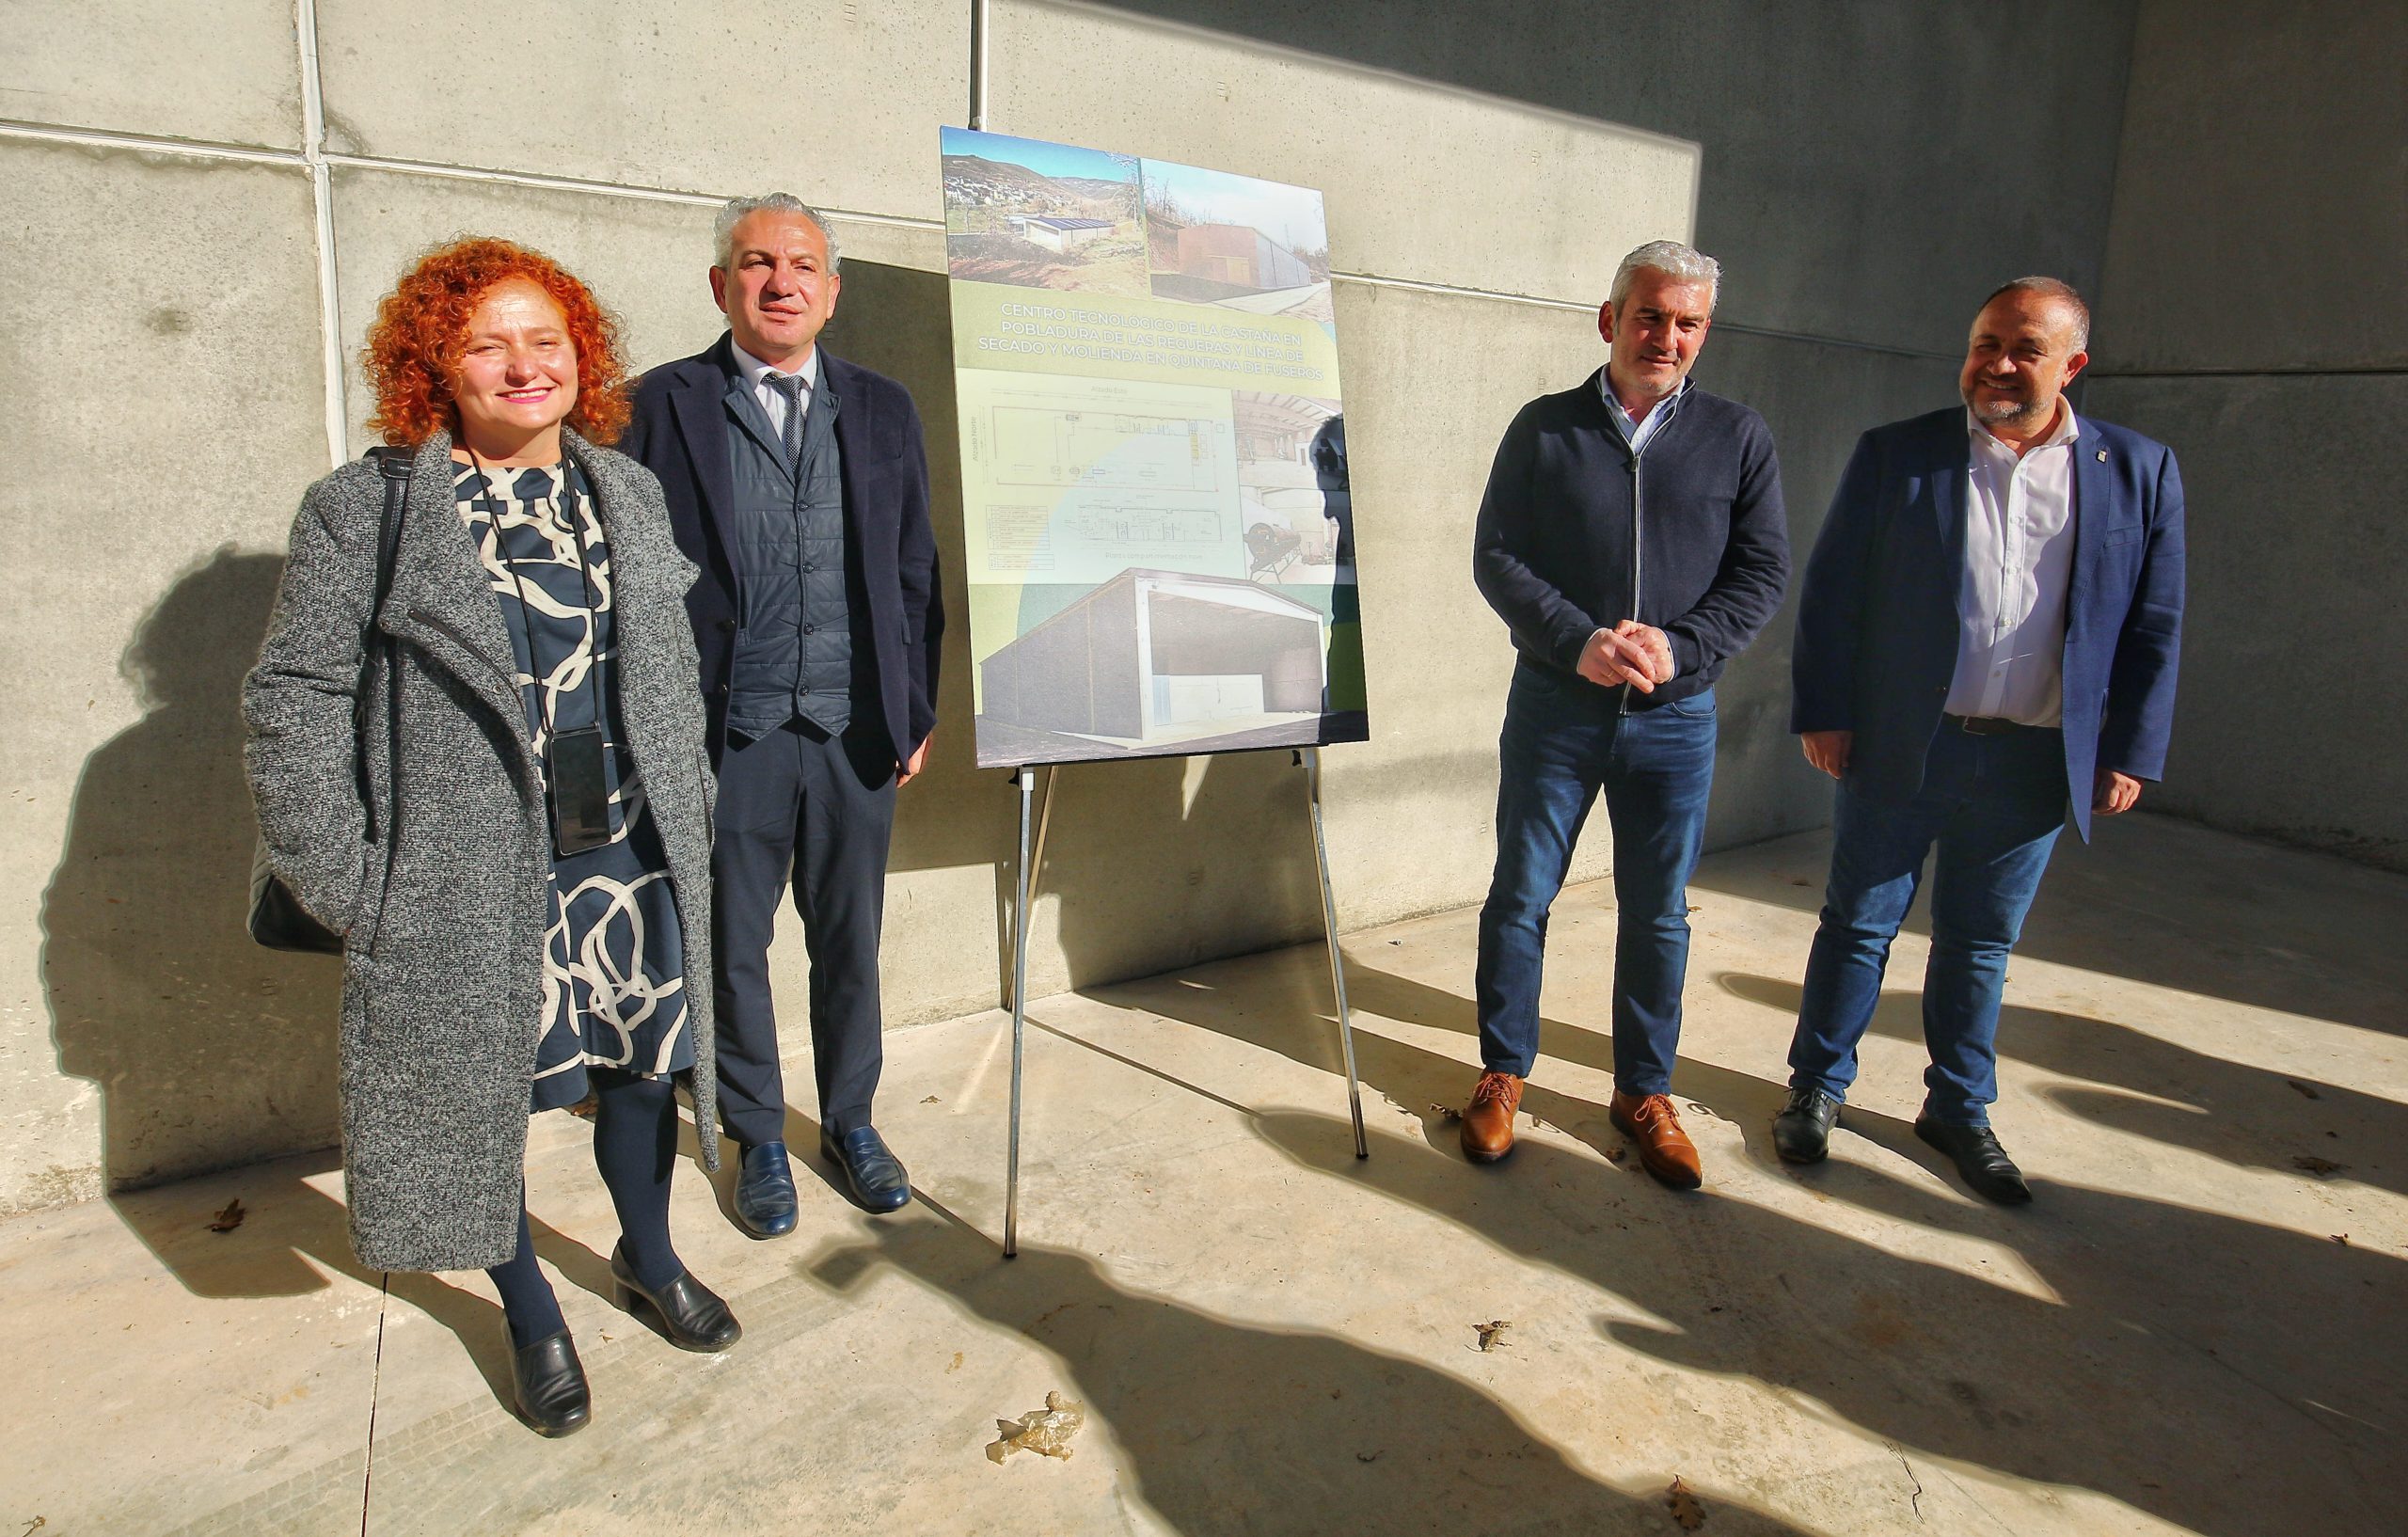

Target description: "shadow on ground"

left=810, top=1200, right=1820, bottom=1537
left=1717, top=971, right=2405, bottom=1197
left=1687, top=816, right=2408, bottom=1038
left=1089, top=949, right=2405, bottom=1537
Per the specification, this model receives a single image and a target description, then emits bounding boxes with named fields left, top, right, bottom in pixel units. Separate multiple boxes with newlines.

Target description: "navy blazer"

left=1790, top=405, right=2185, bottom=840
left=621, top=335, right=943, bottom=770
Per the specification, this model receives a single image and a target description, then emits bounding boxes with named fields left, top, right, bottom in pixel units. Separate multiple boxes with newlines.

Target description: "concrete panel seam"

left=316, top=151, right=948, bottom=232
left=0, top=121, right=1952, bottom=364
left=1335, top=270, right=1960, bottom=361
left=296, top=0, right=349, bottom=467
left=2090, top=366, right=2408, bottom=379
left=1707, top=320, right=1958, bottom=362
left=0, top=117, right=308, bottom=167
left=0, top=120, right=946, bottom=235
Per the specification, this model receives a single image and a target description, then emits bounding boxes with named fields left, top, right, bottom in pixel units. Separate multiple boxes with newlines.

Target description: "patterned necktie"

left=766, top=372, right=807, bottom=466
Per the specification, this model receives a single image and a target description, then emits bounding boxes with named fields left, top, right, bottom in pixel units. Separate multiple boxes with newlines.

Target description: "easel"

left=1000, top=746, right=1369, bottom=1258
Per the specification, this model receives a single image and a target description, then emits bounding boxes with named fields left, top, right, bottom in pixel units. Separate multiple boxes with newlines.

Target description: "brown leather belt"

left=1943, top=713, right=2047, bottom=737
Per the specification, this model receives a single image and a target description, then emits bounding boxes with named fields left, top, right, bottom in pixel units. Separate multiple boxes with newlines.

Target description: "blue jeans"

left=1788, top=724, right=2067, bottom=1125
left=1475, top=661, right=1718, bottom=1094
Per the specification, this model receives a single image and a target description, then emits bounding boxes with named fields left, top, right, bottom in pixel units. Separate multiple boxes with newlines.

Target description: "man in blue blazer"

left=621, top=195, right=943, bottom=1228
left=1776, top=277, right=2184, bottom=1202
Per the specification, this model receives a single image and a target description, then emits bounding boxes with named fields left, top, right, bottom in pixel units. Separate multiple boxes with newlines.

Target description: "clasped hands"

left=1577, top=622, right=1675, bottom=692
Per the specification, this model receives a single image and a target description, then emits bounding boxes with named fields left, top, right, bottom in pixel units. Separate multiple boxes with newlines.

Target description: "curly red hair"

left=363, top=237, right=631, bottom=447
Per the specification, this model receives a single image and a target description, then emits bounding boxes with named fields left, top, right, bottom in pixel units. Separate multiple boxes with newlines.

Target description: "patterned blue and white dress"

left=454, top=460, right=696, bottom=1112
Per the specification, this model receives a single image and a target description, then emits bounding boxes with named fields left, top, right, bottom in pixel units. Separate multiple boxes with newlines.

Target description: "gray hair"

left=713, top=194, right=841, bottom=272
left=1609, top=239, right=1720, bottom=311
left=1983, top=276, right=2090, bottom=351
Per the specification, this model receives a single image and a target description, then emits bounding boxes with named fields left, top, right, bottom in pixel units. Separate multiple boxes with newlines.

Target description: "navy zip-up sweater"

left=1473, top=368, right=1789, bottom=705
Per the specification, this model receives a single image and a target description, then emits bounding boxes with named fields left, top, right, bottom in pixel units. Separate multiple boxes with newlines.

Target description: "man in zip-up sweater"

left=1466, top=240, right=1789, bottom=1186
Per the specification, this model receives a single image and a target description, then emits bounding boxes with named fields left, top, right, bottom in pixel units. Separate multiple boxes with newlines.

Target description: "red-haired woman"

left=246, top=239, right=736, bottom=1436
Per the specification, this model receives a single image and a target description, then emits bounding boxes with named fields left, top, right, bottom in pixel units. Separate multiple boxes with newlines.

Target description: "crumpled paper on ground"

left=987, top=1391, right=1085, bottom=1465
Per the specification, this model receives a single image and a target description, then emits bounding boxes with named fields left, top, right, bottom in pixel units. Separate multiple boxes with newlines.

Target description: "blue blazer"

left=1790, top=405, right=2184, bottom=839
left=621, top=334, right=944, bottom=771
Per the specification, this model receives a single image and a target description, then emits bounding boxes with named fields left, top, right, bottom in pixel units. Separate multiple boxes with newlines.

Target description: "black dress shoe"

left=821, top=1125, right=911, bottom=1213
left=1914, top=1117, right=2033, bottom=1205
left=610, top=1244, right=742, bottom=1352
left=509, top=1329, right=591, bottom=1437
left=732, top=1139, right=799, bottom=1239
left=1771, top=1086, right=1842, bottom=1165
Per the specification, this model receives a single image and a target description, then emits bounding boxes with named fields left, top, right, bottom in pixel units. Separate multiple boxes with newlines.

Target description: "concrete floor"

left=6, top=813, right=2403, bottom=1536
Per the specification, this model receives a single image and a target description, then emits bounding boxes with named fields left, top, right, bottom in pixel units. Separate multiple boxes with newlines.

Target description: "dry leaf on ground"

left=2286, top=1079, right=2323, bottom=1101
left=1667, top=1475, right=1707, bottom=1529
left=987, top=1391, right=1085, bottom=1465
left=207, top=1198, right=245, bottom=1233
left=1474, top=1320, right=1512, bottom=1352
left=2292, top=1155, right=2347, bottom=1176
left=1432, top=1103, right=1463, bottom=1122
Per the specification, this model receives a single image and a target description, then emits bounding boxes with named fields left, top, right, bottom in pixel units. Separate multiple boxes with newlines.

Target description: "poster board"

left=941, top=127, right=1369, bottom=768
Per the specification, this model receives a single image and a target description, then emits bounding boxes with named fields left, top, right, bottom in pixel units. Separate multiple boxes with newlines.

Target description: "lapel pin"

left=2095, top=449, right=2108, bottom=462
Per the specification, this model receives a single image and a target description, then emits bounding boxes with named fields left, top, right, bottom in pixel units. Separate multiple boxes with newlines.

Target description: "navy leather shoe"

left=821, top=1126, right=911, bottom=1213
left=732, top=1140, right=799, bottom=1238
left=610, top=1244, right=741, bottom=1353
left=1915, top=1117, right=2033, bottom=1206
left=1771, top=1086, right=1843, bottom=1165
left=508, top=1328, right=591, bottom=1437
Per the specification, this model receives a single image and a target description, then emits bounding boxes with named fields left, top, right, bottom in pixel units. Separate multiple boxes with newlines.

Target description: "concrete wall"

left=2083, top=0, right=2408, bottom=869
left=1087, top=0, right=2139, bottom=847
left=2, top=0, right=2143, bottom=1213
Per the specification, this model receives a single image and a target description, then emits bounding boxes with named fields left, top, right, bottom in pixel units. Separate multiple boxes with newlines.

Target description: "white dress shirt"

left=1945, top=401, right=2081, bottom=725
left=732, top=341, right=819, bottom=441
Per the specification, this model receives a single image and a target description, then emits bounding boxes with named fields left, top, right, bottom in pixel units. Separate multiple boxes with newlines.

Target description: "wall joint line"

left=295, top=0, right=350, bottom=467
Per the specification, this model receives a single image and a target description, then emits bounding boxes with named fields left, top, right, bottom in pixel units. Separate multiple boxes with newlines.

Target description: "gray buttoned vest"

left=724, top=370, right=853, bottom=739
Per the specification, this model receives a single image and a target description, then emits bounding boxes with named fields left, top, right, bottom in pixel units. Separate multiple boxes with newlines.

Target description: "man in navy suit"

left=621, top=195, right=943, bottom=1228
left=1776, top=277, right=2184, bottom=1203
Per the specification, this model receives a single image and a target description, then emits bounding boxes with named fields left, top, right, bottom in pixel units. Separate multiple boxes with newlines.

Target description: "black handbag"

left=248, top=446, right=414, bottom=953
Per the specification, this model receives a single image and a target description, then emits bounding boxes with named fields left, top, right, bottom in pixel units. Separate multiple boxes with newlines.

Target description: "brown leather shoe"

left=1460, top=1071, right=1524, bottom=1163
left=1610, top=1091, right=1703, bottom=1189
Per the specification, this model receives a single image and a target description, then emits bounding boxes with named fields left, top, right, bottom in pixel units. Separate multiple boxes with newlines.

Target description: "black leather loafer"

left=510, top=1328, right=591, bottom=1437
left=1771, top=1086, right=1843, bottom=1165
left=731, top=1139, right=799, bottom=1239
left=610, top=1244, right=742, bottom=1352
left=821, top=1125, right=911, bottom=1213
left=1914, top=1117, right=2033, bottom=1205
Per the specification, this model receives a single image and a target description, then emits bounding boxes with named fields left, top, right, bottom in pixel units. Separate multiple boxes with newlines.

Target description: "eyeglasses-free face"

left=712, top=210, right=843, bottom=369
left=451, top=277, right=580, bottom=462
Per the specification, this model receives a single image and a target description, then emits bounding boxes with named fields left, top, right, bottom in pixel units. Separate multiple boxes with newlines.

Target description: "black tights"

left=486, top=1069, right=684, bottom=1348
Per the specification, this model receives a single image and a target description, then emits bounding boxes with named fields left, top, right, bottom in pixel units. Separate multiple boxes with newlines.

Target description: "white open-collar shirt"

left=1945, top=399, right=2081, bottom=726
left=732, top=341, right=819, bottom=442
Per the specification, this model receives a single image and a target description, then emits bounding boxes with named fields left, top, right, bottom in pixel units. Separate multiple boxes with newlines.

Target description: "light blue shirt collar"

left=1600, top=372, right=1688, bottom=453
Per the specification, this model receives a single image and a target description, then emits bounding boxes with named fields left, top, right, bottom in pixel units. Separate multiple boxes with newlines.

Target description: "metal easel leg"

left=1302, top=748, right=1369, bottom=1159
left=1006, top=767, right=1034, bottom=1257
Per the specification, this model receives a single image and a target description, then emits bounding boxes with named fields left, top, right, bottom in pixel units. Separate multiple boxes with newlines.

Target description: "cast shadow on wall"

left=38, top=546, right=637, bottom=1401
left=42, top=547, right=342, bottom=1204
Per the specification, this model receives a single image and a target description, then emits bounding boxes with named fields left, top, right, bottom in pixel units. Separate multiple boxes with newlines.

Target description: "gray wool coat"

left=245, top=428, right=721, bottom=1274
